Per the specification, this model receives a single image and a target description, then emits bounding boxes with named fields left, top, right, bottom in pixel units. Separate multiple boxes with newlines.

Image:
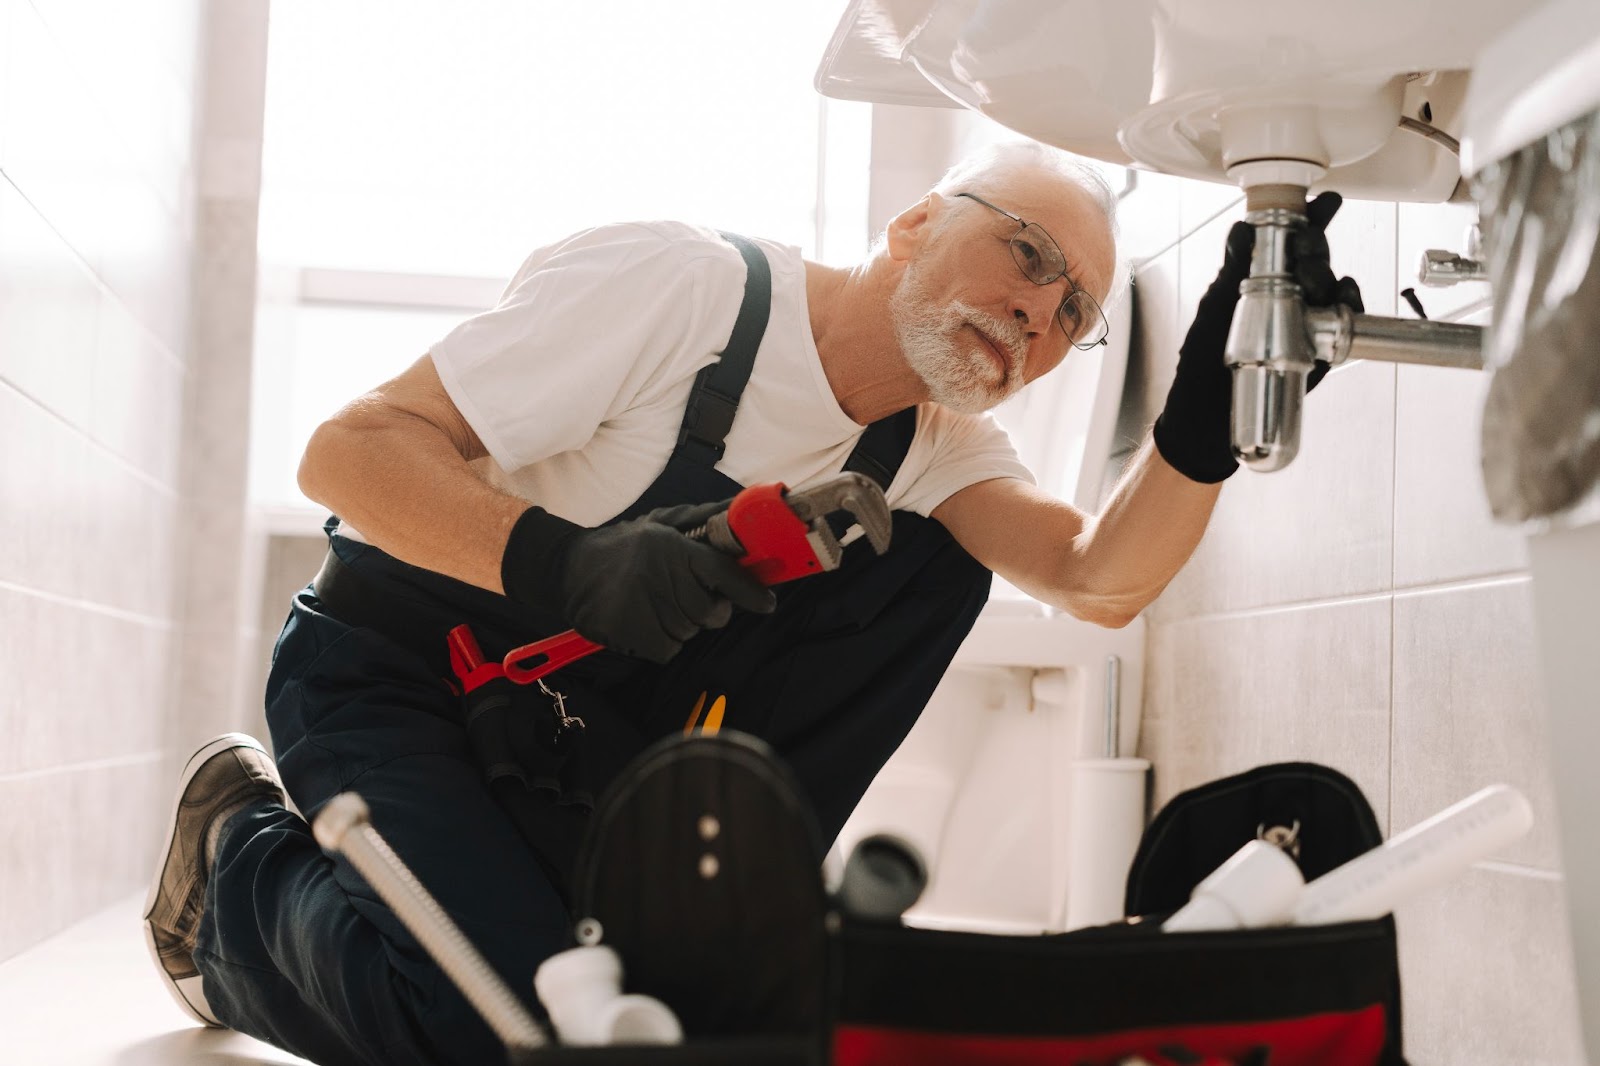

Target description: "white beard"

left=890, top=268, right=1026, bottom=414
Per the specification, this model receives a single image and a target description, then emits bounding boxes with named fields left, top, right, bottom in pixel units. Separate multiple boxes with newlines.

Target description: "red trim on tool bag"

left=834, top=1004, right=1388, bottom=1066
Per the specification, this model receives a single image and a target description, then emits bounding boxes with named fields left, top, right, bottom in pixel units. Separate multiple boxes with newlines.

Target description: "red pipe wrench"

left=448, top=472, right=892, bottom=692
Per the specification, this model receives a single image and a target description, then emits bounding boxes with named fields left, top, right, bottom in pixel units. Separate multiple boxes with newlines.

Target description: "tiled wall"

left=0, top=0, right=197, bottom=960
left=1122, top=175, right=1588, bottom=1063
left=0, top=0, right=269, bottom=962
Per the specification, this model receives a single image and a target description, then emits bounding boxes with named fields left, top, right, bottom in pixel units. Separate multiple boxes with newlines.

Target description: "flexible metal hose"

left=313, top=793, right=548, bottom=1052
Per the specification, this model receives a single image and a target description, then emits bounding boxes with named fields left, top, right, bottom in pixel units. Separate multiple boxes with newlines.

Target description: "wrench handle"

left=502, top=630, right=604, bottom=685
left=494, top=481, right=830, bottom=686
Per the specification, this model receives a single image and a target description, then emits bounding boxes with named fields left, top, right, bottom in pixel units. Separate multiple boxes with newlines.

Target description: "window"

left=250, top=2, right=870, bottom=513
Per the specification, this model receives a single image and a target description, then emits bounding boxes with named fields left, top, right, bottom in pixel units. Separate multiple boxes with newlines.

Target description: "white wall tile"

left=1177, top=208, right=1240, bottom=316
left=0, top=758, right=167, bottom=959
left=0, top=0, right=205, bottom=968
left=1176, top=175, right=1241, bottom=243
left=0, top=0, right=111, bottom=270
left=1393, top=361, right=1527, bottom=586
left=0, top=386, right=89, bottom=600
left=26, top=0, right=198, bottom=219
left=1392, top=580, right=1561, bottom=871
left=0, top=589, right=23, bottom=764
left=1151, top=211, right=1397, bottom=620
left=0, top=3, right=192, bottom=359
left=74, top=434, right=180, bottom=618
left=0, top=180, right=99, bottom=430
left=0, top=590, right=170, bottom=776
left=1117, top=169, right=1183, bottom=265
left=1397, top=867, right=1585, bottom=1065
left=97, top=176, right=191, bottom=356
left=1141, top=598, right=1392, bottom=822
left=90, top=292, right=186, bottom=489
left=0, top=1, right=9, bottom=163
left=1324, top=197, right=1400, bottom=318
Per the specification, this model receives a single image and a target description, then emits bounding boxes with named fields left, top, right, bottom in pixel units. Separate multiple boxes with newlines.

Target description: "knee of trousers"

left=265, top=589, right=470, bottom=815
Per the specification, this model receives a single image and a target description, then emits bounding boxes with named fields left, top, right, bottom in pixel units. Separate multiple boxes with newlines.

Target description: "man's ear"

left=884, top=192, right=942, bottom=261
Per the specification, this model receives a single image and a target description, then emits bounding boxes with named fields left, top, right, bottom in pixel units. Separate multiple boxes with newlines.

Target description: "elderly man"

left=142, top=141, right=1352, bottom=1065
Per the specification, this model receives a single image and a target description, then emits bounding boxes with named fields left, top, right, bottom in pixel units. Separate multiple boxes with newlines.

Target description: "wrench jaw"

left=804, top=525, right=845, bottom=571
left=689, top=472, right=893, bottom=582
left=786, top=472, right=893, bottom=558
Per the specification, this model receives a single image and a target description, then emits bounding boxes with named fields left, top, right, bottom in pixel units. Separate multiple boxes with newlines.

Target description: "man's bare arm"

left=931, top=437, right=1222, bottom=627
left=297, top=355, right=530, bottom=593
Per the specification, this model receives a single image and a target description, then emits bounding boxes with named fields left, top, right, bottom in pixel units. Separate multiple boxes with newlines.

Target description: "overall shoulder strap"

left=671, top=230, right=916, bottom=494
left=844, top=407, right=918, bottom=493
left=671, top=232, right=772, bottom=468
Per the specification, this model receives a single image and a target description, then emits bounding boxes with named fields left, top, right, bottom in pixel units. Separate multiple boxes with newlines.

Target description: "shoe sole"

left=142, top=732, right=274, bottom=1027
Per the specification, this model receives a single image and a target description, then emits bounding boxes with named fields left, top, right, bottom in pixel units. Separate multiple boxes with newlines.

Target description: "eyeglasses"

left=954, top=192, right=1109, bottom=349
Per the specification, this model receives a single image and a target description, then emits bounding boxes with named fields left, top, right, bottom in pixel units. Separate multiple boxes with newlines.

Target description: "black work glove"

left=1152, top=191, right=1365, bottom=483
left=502, top=500, right=776, bottom=663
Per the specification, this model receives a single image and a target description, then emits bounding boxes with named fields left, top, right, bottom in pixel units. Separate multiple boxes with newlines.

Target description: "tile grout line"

left=6, top=0, right=200, bottom=312
left=1391, top=571, right=1530, bottom=596
left=0, top=576, right=177, bottom=628
left=1152, top=569, right=1532, bottom=627
left=1132, top=243, right=1180, bottom=278
left=1388, top=214, right=1399, bottom=841
left=0, top=375, right=181, bottom=499
left=0, top=750, right=165, bottom=784
left=1476, top=859, right=1564, bottom=882
left=0, top=170, right=189, bottom=377
left=1181, top=195, right=1245, bottom=246
left=1129, top=193, right=1245, bottom=279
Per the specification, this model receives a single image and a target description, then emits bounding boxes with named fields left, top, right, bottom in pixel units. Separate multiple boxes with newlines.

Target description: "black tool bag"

left=527, top=741, right=1406, bottom=1065
left=832, top=761, right=1406, bottom=1065
left=528, top=732, right=830, bottom=1065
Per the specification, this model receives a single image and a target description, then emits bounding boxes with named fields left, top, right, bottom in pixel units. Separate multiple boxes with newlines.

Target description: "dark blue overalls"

left=193, top=235, right=992, bottom=1066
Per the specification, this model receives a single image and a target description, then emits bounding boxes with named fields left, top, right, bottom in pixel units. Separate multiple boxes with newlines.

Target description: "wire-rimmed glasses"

left=954, top=191, right=1109, bottom=349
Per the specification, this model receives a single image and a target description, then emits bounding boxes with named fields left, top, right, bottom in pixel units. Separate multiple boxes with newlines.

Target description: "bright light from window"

left=251, top=1, right=871, bottom=511
left=259, top=1, right=866, bottom=277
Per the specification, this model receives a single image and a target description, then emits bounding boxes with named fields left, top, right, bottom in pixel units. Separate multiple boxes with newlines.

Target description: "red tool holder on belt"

left=447, top=474, right=892, bottom=694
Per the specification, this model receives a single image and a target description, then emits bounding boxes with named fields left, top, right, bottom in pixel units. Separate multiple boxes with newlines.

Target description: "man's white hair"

left=933, top=139, right=1119, bottom=239
left=928, top=139, right=1127, bottom=307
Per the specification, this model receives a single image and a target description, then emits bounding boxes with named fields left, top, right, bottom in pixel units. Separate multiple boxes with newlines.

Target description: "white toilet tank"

left=836, top=291, right=1148, bottom=935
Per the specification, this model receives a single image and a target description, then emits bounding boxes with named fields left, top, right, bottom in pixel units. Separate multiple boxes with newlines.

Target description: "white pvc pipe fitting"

left=1163, top=839, right=1305, bottom=933
left=532, top=945, right=683, bottom=1046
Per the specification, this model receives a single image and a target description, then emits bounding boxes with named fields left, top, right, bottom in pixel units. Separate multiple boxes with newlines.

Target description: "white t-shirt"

left=346, top=221, right=1032, bottom=540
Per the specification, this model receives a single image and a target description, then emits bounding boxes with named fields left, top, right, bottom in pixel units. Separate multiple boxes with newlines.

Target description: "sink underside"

left=816, top=0, right=1529, bottom=201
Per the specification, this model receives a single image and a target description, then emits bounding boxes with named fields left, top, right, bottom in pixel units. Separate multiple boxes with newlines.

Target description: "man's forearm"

left=299, top=412, right=529, bottom=595
left=1074, top=435, right=1222, bottom=618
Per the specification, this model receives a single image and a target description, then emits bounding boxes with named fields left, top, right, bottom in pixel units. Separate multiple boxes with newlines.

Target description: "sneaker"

left=142, top=733, right=285, bottom=1027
